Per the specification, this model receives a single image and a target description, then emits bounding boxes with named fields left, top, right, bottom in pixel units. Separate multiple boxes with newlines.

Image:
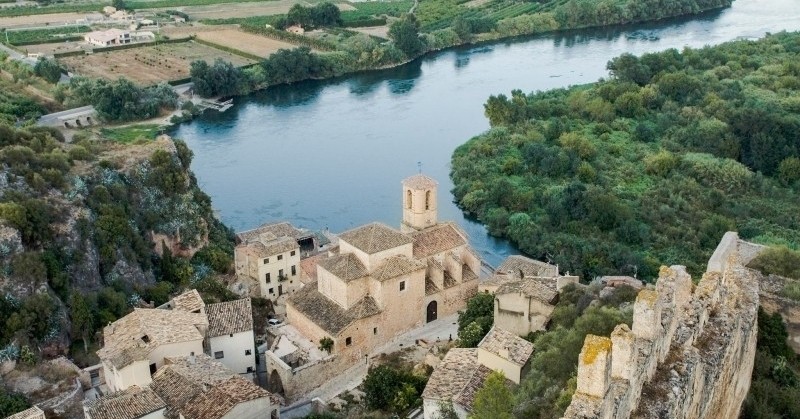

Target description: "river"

left=171, top=0, right=800, bottom=267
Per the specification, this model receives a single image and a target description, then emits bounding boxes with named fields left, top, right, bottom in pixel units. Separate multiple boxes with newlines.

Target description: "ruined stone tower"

left=401, top=174, right=437, bottom=233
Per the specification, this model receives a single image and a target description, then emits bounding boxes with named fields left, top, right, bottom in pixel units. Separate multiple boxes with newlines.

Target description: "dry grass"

left=58, top=41, right=255, bottom=85
left=0, top=11, right=103, bottom=29
left=351, top=25, right=390, bottom=39
left=195, top=28, right=297, bottom=57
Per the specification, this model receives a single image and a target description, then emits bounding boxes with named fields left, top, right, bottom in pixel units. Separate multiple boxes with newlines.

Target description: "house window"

left=266, top=273, right=271, bottom=283
left=373, top=327, right=377, bottom=335
left=141, top=335, right=150, bottom=343
left=230, top=334, right=234, bottom=337
left=291, top=265, right=296, bottom=276
left=345, top=337, right=352, bottom=346
left=400, top=281, right=406, bottom=291
left=247, top=367, right=254, bottom=373
left=245, top=349, right=252, bottom=355
left=279, top=269, right=284, bottom=278
left=263, top=258, right=269, bottom=264
left=214, top=351, right=224, bottom=359
left=291, top=250, right=296, bottom=256
left=269, top=288, right=274, bottom=294
left=277, top=254, right=283, bottom=261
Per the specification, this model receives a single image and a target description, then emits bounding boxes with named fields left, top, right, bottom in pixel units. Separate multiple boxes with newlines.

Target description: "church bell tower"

left=401, top=174, right=438, bottom=233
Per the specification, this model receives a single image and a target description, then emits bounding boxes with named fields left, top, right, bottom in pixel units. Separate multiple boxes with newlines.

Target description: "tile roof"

left=239, top=236, right=299, bottom=258
left=422, top=348, right=479, bottom=402
left=206, top=298, right=253, bottom=338
left=299, top=253, right=326, bottom=283
left=453, top=365, right=494, bottom=411
left=236, top=221, right=302, bottom=243
left=409, top=223, right=468, bottom=259
left=497, top=255, right=558, bottom=278
left=338, top=223, right=412, bottom=254
left=317, top=253, right=368, bottom=282
left=371, top=255, right=425, bottom=281
left=171, top=289, right=205, bottom=313
left=288, top=283, right=381, bottom=335
left=150, top=355, right=236, bottom=418
left=84, top=386, right=166, bottom=419
left=5, top=406, right=45, bottom=419
left=495, top=277, right=558, bottom=304
left=403, top=174, right=438, bottom=189
left=478, top=327, right=534, bottom=366
left=181, top=376, right=271, bottom=419
left=98, top=308, right=207, bottom=369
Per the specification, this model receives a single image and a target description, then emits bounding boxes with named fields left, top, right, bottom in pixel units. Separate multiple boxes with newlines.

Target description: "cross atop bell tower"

left=401, top=173, right=438, bottom=233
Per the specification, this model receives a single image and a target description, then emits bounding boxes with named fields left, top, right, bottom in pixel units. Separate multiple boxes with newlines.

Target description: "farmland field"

left=58, top=41, right=255, bottom=85
left=0, top=11, right=104, bottom=29
left=5, top=25, right=91, bottom=46
left=21, top=40, right=88, bottom=56
left=194, top=28, right=297, bottom=57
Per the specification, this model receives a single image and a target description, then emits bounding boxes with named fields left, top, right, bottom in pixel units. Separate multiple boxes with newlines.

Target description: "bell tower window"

left=406, top=189, right=412, bottom=209
left=425, top=190, right=431, bottom=210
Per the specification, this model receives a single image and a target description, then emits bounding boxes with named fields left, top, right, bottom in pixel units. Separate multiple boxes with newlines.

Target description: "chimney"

left=189, top=353, right=196, bottom=364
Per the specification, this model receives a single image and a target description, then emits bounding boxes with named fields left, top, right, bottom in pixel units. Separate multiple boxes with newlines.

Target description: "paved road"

left=0, top=42, right=35, bottom=65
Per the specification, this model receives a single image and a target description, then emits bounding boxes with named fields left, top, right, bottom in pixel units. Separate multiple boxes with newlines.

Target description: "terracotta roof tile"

left=84, top=386, right=165, bottom=419
left=5, top=406, right=45, bottom=419
left=338, top=223, right=412, bottom=254
left=371, top=255, right=425, bottom=281
left=236, top=222, right=302, bottom=243
left=150, top=355, right=238, bottom=418
left=402, top=174, right=438, bottom=189
left=98, top=309, right=207, bottom=369
left=318, top=253, right=368, bottom=282
left=453, top=365, right=494, bottom=411
left=422, top=348, right=479, bottom=401
left=477, top=327, right=534, bottom=366
left=171, top=289, right=205, bottom=313
left=495, top=277, right=558, bottom=303
left=206, top=298, right=253, bottom=337
left=409, top=223, right=467, bottom=259
left=288, top=283, right=381, bottom=335
left=497, top=255, right=558, bottom=278
left=181, top=376, right=271, bottom=419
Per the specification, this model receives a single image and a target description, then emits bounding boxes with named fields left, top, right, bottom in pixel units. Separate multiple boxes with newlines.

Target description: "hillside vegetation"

left=451, top=32, right=800, bottom=280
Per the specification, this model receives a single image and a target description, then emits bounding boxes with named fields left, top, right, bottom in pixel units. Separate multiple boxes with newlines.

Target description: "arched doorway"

left=426, top=301, right=437, bottom=323
left=268, top=370, right=284, bottom=396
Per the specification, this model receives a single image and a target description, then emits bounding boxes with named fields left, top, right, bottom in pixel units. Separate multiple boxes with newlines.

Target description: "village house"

left=84, top=386, right=166, bottom=419
left=6, top=406, right=46, bottom=419
left=97, top=308, right=208, bottom=392
left=234, top=222, right=318, bottom=301
left=84, top=29, right=131, bottom=47
left=480, top=255, right=579, bottom=336
left=85, top=354, right=279, bottom=419
left=266, top=174, right=481, bottom=400
left=422, top=327, right=534, bottom=419
left=206, top=298, right=256, bottom=376
left=150, top=355, right=279, bottom=419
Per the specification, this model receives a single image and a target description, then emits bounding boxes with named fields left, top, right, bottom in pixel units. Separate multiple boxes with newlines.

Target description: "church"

left=284, top=174, right=481, bottom=365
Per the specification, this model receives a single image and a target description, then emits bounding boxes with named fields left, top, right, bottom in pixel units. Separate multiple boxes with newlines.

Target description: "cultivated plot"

left=194, top=28, right=298, bottom=58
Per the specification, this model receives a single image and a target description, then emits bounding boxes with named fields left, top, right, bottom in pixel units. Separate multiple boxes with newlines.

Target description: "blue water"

left=172, top=0, right=800, bottom=267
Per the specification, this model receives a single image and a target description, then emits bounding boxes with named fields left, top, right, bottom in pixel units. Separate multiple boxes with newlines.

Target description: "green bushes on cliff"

left=451, top=32, right=800, bottom=281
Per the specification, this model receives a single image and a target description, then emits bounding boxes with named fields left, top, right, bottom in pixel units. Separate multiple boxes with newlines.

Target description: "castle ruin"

left=563, top=232, right=763, bottom=419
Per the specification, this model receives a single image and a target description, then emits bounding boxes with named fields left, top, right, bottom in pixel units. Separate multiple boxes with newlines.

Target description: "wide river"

left=172, top=0, right=800, bottom=267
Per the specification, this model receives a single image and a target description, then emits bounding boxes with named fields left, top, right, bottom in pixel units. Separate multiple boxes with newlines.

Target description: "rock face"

left=563, top=232, right=760, bottom=419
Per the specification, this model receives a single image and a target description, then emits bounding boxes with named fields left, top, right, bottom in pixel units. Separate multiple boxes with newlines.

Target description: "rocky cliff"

left=563, top=232, right=761, bottom=419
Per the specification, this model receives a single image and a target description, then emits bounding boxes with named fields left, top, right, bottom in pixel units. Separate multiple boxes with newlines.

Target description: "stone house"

left=6, top=406, right=46, bottom=419
left=269, top=174, right=481, bottom=400
left=84, top=386, right=166, bottom=419
left=150, top=355, right=279, bottom=419
left=97, top=308, right=208, bottom=393
left=422, top=327, right=534, bottom=419
left=482, top=255, right=579, bottom=335
left=235, top=222, right=312, bottom=301
left=84, top=29, right=131, bottom=47
left=206, top=298, right=256, bottom=376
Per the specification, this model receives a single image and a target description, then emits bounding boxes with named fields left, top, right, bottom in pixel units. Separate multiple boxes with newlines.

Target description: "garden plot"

left=58, top=41, right=255, bottom=85
left=194, top=28, right=297, bottom=58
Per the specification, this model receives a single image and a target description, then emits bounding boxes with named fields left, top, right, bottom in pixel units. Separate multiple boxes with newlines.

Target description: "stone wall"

left=563, top=232, right=759, bottom=419
left=265, top=350, right=349, bottom=403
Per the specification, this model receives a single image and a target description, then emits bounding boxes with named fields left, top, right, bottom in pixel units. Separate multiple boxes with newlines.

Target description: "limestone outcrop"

left=563, top=232, right=760, bottom=419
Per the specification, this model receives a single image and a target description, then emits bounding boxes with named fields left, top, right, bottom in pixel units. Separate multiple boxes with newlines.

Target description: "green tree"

left=457, top=293, right=494, bottom=347
left=318, top=336, right=333, bottom=353
left=112, top=0, right=127, bottom=10
left=33, top=58, right=63, bottom=84
left=0, top=390, right=29, bottom=418
left=470, top=371, right=513, bottom=419
left=287, top=4, right=311, bottom=27
left=389, top=14, right=424, bottom=57
left=69, top=293, right=93, bottom=352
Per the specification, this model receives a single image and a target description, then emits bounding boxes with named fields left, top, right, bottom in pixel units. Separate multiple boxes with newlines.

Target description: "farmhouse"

left=265, top=174, right=481, bottom=400
left=422, top=327, right=534, bottom=419
left=84, top=29, right=131, bottom=47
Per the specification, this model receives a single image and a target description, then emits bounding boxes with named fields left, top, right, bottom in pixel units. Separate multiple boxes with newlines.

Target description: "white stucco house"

left=206, top=298, right=256, bottom=376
